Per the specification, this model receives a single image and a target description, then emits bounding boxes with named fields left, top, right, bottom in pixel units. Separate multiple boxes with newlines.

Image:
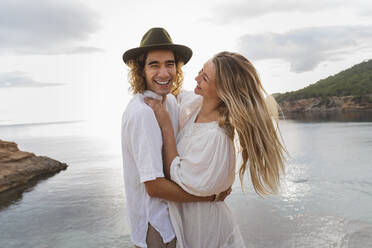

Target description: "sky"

left=1, top=0, right=372, bottom=134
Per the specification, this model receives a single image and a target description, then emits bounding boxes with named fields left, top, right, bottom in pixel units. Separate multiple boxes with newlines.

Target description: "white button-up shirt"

left=121, top=90, right=178, bottom=248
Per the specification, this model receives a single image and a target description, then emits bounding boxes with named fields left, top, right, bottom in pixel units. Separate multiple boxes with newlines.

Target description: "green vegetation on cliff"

left=275, top=60, right=372, bottom=103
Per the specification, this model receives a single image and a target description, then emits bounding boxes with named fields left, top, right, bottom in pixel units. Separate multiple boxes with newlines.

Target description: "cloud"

left=0, top=71, right=64, bottom=88
left=238, top=25, right=372, bottom=73
left=211, top=0, right=372, bottom=23
left=0, top=0, right=102, bottom=55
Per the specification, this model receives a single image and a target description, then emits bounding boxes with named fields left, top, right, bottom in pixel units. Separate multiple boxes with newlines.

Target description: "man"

left=121, top=27, right=229, bottom=248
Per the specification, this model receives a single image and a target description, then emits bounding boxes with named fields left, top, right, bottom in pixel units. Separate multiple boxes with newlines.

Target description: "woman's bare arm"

left=144, top=97, right=178, bottom=179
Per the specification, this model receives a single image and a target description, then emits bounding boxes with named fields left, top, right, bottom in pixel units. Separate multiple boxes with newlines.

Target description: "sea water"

left=0, top=117, right=371, bottom=248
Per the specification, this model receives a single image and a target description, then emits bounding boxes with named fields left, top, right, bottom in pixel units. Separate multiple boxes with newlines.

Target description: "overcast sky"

left=1, top=0, right=372, bottom=132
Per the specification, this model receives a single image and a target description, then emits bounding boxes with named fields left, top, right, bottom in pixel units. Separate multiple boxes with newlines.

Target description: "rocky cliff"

left=0, top=139, right=67, bottom=193
left=279, top=94, right=372, bottom=113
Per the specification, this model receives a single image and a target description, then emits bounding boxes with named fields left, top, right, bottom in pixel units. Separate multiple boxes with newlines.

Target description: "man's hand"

left=215, top=187, right=232, bottom=201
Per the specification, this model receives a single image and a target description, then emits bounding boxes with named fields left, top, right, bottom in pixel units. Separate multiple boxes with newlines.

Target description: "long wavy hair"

left=212, top=51, right=287, bottom=195
left=127, top=50, right=184, bottom=96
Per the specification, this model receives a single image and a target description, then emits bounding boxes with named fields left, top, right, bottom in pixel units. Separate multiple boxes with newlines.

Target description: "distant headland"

left=274, top=60, right=372, bottom=114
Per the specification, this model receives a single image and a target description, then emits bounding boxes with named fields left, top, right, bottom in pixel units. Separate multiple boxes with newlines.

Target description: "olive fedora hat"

left=122, top=27, right=193, bottom=65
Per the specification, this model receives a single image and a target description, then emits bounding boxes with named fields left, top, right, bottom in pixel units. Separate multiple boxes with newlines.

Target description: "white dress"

left=168, top=91, right=246, bottom=248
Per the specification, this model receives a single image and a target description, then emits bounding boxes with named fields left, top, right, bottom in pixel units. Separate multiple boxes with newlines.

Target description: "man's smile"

left=154, top=80, right=171, bottom=86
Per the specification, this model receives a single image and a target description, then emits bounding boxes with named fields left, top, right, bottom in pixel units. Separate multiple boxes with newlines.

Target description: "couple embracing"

left=121, top=27, right=286, bottom=248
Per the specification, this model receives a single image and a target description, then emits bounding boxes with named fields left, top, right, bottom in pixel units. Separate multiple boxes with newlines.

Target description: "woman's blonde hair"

left=127, top=51, right=184, bottom=96
left=212, top=51, right=287, bottom=195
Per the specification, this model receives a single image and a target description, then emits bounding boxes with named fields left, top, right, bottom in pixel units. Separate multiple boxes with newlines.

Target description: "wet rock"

left=0, top=140, right=67, bottom=193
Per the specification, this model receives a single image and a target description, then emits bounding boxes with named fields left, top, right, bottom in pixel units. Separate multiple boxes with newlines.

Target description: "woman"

left=145, top=51, right=287, bottom=248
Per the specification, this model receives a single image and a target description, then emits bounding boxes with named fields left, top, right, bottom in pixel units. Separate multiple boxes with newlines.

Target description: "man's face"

left=143, top=49, right=176, bottom=96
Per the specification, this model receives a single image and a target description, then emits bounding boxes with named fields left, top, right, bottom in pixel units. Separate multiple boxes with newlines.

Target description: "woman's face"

left=194, top=59, right=219, bottom=100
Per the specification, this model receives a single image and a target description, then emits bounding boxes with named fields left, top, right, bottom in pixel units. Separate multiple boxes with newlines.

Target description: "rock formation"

left=0, top=139, right=67, bottom=193
left=279, top=95, right=372, bottom=114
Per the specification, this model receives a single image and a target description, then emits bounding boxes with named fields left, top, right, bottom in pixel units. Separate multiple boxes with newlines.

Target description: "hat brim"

left=122, top=44, right=192, bottom=65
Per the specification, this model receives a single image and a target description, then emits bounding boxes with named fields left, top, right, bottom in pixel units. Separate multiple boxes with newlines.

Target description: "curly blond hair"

left=213, top=51, right=288, bottom=195
left=127, top=51, right=184, bottom=96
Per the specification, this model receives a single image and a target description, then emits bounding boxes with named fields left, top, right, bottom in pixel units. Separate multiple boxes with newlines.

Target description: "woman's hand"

left=144, top=97, right=172, bottom=129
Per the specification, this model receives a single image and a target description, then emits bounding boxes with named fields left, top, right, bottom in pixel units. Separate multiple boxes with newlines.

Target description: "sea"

left=0, top=112, right=372, bottom=248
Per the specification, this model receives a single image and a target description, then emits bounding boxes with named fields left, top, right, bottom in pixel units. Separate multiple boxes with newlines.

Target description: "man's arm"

left=132, top=102, right=230, bottom=202
left=144, top=178, right=230, bottom=202
left=142, top=98, right=231, bottom=202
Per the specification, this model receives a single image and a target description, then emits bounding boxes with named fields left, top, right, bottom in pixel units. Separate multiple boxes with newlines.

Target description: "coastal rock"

left=0, top=139, right=67, bottom=193
left=279, top=95, right=372, bottom=114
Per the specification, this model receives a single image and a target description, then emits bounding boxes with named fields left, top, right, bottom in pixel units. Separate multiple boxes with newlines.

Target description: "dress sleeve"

left=170, top=129, right=236, bottom=196
left=128, top=107, right=164, bottom=183
left=177, top=90, right=202, bottom=132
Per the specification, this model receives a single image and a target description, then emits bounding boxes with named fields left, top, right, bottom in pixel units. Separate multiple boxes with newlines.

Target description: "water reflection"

left=0, top=173, right=59, bottom=211
left=279, top=160, right=312, bottom=220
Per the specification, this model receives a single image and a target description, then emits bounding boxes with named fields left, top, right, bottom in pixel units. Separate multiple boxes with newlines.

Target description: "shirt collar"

left=143, top=90, right=163, bottom=101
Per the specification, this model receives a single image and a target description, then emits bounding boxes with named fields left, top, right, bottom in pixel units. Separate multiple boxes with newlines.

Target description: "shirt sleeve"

left=170, top=130, right=236, bottom=196
left=128, top=106, right=164, bottom=183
